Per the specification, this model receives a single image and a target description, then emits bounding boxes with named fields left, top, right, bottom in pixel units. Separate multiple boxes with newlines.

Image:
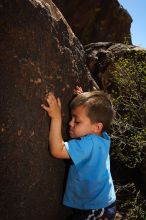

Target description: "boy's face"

left=69, top=105, right=99, bottom=138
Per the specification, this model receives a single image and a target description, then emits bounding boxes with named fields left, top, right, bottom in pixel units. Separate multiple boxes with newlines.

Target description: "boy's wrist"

left=51, top=115, right=62, bottom=122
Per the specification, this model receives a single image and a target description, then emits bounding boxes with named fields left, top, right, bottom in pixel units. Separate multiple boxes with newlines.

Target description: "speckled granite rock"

left=0, top=1, right=96, bottom=219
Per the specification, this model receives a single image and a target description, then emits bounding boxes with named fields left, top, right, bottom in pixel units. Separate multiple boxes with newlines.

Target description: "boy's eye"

left=75, top=121, right=80, bottom=124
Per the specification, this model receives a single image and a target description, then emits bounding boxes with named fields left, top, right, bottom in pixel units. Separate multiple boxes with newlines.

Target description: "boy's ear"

left=94, top=122, right=103, bottom=133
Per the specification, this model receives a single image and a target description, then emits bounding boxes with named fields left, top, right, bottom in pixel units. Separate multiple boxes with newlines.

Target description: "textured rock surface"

left=0, top=1, right=96, bottom=219
left=53, top=0, right=132, bottom=45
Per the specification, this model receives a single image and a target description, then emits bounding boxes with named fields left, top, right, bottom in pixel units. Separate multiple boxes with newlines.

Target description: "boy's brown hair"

left=70, top=91, right=114, bottom=131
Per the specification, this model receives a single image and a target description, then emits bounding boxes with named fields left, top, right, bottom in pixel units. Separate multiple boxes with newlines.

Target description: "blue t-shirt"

left=63, top=132, right=116, bottom=210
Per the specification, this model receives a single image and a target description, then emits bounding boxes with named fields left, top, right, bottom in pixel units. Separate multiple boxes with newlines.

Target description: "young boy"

left=41, top=87, right=116, bottom=220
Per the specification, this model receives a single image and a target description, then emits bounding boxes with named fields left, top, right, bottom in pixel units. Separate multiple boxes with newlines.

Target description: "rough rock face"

left=53, top=0, right=132, bottom=45
left=0, top=1, right=96, bottom=219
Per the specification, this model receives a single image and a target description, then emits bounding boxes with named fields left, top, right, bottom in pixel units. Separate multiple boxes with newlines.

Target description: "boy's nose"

left=69, top=119, right=74, bottom=127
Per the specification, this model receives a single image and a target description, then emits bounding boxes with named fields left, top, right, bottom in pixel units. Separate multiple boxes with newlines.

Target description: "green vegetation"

left=111, top=51, right=146, bottom=168
left=110, top=50, right=146, bottom=219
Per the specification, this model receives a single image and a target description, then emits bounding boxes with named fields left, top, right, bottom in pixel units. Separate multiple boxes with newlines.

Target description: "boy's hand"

left=41, top=92, right=61, bottom=119
left=73, top=86, right=83, bottom=95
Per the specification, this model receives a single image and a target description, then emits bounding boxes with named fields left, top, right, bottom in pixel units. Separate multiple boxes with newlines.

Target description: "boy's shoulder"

left=82, top=132, right=110, bottom=142
left=67, top=132, right=110, bottom=148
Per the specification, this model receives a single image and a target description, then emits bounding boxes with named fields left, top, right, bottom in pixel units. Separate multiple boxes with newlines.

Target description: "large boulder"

left=0, top=1, right=96, bottom=219
left=53, top=0, right=132, bottom=45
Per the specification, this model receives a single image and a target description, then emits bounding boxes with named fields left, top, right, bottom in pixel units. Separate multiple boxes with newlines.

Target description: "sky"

left=118, top=0, right=146, bottom=48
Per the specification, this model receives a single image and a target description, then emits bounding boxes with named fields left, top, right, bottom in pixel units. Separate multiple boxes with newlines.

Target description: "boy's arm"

left=41, top=92, right=70, bottom=159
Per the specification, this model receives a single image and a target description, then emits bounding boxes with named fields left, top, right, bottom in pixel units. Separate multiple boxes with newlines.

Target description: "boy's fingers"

left=45, top=92, right=53, bottom=99
left=73, top=86, right=83, bottom=94
left=43, top=92, right=59, bottom=108
left=47, top=92, right=57, bottom=104
left=78, top=86, right=83, bottom=92
left=57, top=97, right=61, bottom=108
left=41, top=104, right=49, bottom=111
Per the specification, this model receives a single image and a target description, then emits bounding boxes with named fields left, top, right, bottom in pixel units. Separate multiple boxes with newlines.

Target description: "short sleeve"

left=64, top=136, right=93, bottom=165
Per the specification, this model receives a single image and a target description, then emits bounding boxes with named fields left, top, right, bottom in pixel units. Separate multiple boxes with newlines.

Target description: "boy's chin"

left=69, top=134, right=76, bottom=138
left=69, top=132, right=78, bottom=139
left=69, top=133, right=83, bottom=139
